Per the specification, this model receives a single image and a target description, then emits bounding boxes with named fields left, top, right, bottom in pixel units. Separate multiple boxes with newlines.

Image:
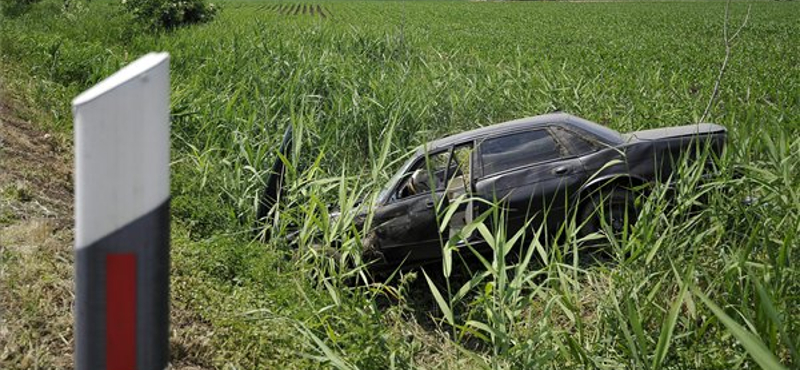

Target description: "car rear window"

left=551, top=126, right=600, bottom=155
left=481, top=130, right=561, bottom=175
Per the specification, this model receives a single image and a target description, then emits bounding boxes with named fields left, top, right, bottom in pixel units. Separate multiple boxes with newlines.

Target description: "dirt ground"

left=0, top=81, right=75, bottom=368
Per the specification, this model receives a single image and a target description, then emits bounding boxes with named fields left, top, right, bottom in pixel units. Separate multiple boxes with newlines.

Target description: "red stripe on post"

left=106, top=253, right=137, bottom=370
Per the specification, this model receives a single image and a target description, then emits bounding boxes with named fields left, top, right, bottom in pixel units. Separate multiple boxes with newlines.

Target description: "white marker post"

left=72, top=53, right=170, bottom=370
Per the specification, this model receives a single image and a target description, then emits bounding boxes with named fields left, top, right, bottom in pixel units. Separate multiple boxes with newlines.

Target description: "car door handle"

left=553, top=166, right=570, bottom=175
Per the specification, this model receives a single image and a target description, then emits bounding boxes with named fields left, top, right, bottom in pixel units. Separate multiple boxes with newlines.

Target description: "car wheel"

left=578, top=186, right=639, bottom=242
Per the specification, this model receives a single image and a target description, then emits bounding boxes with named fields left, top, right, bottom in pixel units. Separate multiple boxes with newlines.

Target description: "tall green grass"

left=1, top=0, right=798, bottom=368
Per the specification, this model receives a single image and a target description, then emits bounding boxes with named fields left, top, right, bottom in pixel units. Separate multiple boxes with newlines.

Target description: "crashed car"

left=258, top=112, right=726, bottom=269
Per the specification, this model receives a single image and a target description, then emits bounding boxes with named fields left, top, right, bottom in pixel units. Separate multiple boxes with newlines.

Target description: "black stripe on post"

left=75, top=200, right=170, bottom=370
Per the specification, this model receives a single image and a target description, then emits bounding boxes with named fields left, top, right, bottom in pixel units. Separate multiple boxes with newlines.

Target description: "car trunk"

left=623, top=123, right=726, bottom=142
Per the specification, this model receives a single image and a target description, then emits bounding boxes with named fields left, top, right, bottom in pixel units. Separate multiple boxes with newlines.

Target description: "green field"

left=1, top=0, right=799, bottom=368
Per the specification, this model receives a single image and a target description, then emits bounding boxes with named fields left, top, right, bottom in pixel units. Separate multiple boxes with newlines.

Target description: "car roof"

left=423, top=112, right=622, bottom=152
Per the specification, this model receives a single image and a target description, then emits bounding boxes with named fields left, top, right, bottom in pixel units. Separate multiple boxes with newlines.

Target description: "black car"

left=258, top=113, right=726, bottom=269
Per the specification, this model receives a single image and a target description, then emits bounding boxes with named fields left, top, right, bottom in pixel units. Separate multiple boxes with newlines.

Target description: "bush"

left=121, top=0, right=217, bottom=30
left=1, top=0, right=42, bottom=17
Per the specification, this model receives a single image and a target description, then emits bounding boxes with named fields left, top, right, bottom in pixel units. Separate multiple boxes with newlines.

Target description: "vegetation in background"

left=1, top=0, right=798, bottom=368
left=123, top=0, right=218, bottom=30
left=1, top=0, right=41, bottom=17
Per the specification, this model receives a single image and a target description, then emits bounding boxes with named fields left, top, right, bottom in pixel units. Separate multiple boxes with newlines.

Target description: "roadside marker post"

left=72, top=53, right=171, bottom=370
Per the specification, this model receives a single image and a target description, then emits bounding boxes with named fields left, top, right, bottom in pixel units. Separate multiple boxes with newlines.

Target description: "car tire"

left=577, top=186, right=639, bottom=242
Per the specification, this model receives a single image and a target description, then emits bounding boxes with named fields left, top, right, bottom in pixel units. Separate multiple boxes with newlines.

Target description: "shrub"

left=2, top=0, right=42, bottom=17
left=121, top=0, right=217, bottom=30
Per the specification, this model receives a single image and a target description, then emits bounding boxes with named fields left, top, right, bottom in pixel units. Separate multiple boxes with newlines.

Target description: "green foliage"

left=1, top=1, right=798, bottom=369
left=1, top=0, right=41, bottom=17
left=122, top=0, right=218, bottom=30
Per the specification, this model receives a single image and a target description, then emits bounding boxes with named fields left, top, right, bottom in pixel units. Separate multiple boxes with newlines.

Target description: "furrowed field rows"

left=264, top=3, right=331, bottom=18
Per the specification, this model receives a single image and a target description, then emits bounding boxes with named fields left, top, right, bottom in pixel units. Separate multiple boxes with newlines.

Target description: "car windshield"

left=376, top=151, right=418, bottom=204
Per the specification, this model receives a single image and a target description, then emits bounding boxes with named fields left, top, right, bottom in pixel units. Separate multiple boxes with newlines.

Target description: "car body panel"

left=474, top=156, right=586, bottom=236
left=371, top=190, right=444, bottom=264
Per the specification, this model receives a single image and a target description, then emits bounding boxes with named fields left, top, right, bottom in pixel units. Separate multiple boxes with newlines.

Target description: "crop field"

left=1, top=0, right=799, bottom=369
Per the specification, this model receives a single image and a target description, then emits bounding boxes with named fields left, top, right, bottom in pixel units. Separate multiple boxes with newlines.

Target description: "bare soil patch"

left=0, top=83, right=74, bottom=369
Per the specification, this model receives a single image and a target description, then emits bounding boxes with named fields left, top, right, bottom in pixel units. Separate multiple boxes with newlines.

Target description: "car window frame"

left=387, top=141, right=478, bottom=204
left=475, top=128, right=568, bottom=179
left=445, top=142, right=476, bottom=193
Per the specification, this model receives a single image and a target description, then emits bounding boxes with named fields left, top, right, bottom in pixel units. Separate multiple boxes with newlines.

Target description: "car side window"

left=480, top=129, right=562, bottom=176
left=551, top=126, right=600, bottom=155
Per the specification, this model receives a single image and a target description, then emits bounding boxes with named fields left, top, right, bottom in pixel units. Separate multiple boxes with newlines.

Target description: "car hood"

left=623, top=123, right=726, bottom=142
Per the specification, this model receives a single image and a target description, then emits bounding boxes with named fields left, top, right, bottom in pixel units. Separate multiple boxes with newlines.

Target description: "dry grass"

left=0, top=84, right=74, bottom=368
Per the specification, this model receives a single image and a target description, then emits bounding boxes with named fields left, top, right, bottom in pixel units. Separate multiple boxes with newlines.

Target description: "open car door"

left=255, top=125, right=293, bottom=238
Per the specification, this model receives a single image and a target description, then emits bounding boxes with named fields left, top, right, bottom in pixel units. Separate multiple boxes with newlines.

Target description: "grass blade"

left=694, top=288, right=788, bottom=370
left=423, top=269, right=454, bottom=327
left=652, top=282, right=686, bottom=369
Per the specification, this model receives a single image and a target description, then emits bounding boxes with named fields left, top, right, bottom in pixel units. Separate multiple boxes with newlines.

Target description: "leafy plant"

left=121, top=0, right=217, bottom=30
left=1, top=0, right=41, bottom=17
